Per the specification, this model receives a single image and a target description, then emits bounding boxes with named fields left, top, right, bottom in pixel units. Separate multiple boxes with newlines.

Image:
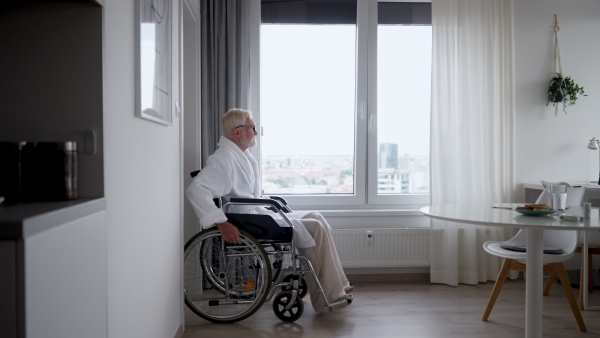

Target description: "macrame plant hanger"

left=552, top=15, right=564, bottom=116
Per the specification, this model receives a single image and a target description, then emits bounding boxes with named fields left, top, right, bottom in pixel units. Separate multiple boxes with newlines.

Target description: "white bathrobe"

left=186, top=136, right=351, bottom=311
left=185, top=136, right=314, bottom=247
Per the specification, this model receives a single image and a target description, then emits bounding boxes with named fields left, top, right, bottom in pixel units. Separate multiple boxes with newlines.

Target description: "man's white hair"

left=221, top=108, right=252, bottom=136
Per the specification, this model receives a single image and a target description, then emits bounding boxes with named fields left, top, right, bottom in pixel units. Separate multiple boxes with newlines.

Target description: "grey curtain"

left=200, top=0, right=251, bottom=165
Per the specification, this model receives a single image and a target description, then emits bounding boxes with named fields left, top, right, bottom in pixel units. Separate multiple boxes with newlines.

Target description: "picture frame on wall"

left=135, top=0, right=172, bottom=126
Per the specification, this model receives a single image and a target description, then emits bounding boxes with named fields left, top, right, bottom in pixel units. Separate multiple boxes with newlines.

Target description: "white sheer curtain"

left=430, top=0, right=516, bottom=286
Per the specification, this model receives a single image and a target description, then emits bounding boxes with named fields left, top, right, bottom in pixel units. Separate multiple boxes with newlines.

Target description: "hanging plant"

left=547, top=15, right=587, bottom=115
left=546, top=73, right=586, bottom=113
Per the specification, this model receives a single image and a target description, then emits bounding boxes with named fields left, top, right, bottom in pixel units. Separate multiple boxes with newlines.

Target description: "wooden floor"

left=182, top=276, right=600, bottom=338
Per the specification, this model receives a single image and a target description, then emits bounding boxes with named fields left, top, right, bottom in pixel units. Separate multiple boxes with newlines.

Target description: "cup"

left=584, top=202, right=592, bottom=219
left=548, top=185, right=567, bottom=211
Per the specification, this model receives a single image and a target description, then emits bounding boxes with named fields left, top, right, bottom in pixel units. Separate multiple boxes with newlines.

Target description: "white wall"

left=515, top=0, right=600, bottom=196
left=103, top=1, right=182, bottom=337
left=182, top=0, right=203, bottom=245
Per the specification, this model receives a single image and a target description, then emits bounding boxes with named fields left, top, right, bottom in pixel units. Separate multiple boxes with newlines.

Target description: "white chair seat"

left=484, top=228, right=578, bottom=264
left=486, top=223, right=578, bottom=262
left=483, top=241, right=576, bottom=264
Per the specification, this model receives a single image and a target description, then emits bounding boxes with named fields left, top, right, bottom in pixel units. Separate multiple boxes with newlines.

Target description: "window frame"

left=251, top=0, right=431, bottom=210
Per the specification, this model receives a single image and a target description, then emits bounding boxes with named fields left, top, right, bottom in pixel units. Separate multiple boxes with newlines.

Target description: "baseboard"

left=347, top=270, right=430, bottom=283
left=173, top=324, right=183, bottom=338
left=345, top=266, right=429, bottom=275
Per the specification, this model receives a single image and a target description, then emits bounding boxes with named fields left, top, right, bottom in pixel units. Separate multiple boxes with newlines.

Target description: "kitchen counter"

left=0, top=198, right=105, bottom=238
left=0, top=197, right=106, bottom=338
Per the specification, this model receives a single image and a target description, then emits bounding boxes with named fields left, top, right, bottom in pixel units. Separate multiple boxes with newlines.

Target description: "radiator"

left=331, top=229, right=429, bottom=268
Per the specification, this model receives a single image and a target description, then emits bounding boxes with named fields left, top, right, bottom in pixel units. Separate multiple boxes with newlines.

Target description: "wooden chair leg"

left=555, top=263, right=587, bottom=332
left=543, top=272, right=556, bottom=296
left=482, top=258, right=512, bottom=321
left=578, top=251, right=595, bottom=310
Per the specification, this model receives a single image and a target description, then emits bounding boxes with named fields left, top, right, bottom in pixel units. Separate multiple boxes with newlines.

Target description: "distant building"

left=378, top=168, right=409, bottom=193
left=379, top=143, right=398, bottom=170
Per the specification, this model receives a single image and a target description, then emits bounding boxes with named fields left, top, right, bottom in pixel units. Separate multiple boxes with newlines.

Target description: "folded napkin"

left=500, top=241, right=563, bottom=254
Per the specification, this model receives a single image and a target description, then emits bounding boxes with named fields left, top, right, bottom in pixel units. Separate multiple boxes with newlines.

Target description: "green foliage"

left=546, top=73, right=587, bottom=113
left=303, top=176, right=327, bottom=186
left=339, top=170, right=352, bottom=184
left=271, top=178, right=289, bottom=188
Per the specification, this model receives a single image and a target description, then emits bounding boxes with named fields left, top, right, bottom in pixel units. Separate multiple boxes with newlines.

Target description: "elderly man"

left=186, top=108, right=353, bottom=312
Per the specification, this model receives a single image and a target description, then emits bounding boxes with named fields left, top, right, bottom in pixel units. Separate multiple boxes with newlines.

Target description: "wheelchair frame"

left=183, top=195, right=351, bottom=323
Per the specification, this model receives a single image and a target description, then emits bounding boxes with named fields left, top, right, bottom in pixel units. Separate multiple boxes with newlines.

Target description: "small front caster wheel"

left=272, top=291, right=304, bottom=322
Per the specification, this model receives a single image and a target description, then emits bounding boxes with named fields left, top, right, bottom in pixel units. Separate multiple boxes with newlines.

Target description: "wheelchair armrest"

left=268, top=196, right=292, bottom=213
left=268, top=196, right=288, bottom=205
left=231, top=196, right=292, bottom=213
left=229, top=198, right=285, bottom=211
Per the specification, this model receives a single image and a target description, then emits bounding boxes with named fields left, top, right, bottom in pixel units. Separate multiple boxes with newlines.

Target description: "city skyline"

left=261, top=141, right=429, bottom=195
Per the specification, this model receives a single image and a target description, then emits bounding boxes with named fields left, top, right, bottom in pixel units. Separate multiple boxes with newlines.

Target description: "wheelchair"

left=183, top=171, right=352, bottom=323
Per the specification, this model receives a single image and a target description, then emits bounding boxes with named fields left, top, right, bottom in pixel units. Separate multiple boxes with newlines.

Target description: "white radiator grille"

left=331, top=229, right=429, bottom=267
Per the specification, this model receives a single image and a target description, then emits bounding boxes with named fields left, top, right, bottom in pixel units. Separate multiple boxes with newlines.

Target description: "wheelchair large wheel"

left=201, top=239, right=283, bottom=297
left=184, top=228, right=272, bottom=323
left=198, top=235, right=256, bottom=299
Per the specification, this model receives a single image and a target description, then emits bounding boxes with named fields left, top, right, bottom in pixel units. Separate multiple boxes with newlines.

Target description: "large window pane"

left=377, top=25, right=431, bottom=195
left=260, top=25, right=356, bottom=195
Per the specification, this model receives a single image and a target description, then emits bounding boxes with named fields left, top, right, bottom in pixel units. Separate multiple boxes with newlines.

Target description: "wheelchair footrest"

left=326, top=296, right=353, bottom=312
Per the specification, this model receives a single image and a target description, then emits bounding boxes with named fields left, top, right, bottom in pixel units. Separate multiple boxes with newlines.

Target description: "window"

left=259, top=0, right=431, bottom=209
left=260, top=24, right=356, bottom=195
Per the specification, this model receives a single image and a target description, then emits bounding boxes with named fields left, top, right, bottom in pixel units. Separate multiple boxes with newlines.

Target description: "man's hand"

left=216, top=221, right=242, bottom=244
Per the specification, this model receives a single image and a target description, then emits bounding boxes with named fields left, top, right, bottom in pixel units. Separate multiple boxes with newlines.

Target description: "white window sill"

left=290, top=207, right=430, bottom=229
left=318, top=209, right=424, bottom=217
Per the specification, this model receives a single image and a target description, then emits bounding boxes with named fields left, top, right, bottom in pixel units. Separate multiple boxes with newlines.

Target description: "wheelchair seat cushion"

left=226, top=213, right=293, bottom=243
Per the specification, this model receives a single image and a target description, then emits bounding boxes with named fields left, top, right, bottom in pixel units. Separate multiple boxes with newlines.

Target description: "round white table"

left=420, top=203, right=600, bottom=338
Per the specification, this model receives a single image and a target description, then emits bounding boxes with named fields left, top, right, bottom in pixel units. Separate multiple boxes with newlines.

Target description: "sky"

left=260, top=24, right=431, bottom=158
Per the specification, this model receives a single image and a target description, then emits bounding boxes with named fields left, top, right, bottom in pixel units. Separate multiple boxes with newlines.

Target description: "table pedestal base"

left=526, top=228, right=544, bottom=338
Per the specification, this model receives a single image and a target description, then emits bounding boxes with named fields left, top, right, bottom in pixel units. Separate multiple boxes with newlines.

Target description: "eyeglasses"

left=236, top=125, right=257, bottom=132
